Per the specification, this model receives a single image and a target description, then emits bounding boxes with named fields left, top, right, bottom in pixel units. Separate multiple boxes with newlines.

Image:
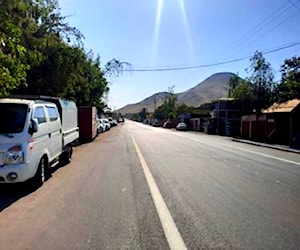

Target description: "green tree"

left=273, top=56, right=300, bottom=103
left=228, top=51, right=274, bottom=113
left=153, top=104, right=164, bottom=120
left=164, top=86, right=177, bottom=118
left=228, top=74, right=243, bottom=98
left=247, top=51, right=274, bottom=112
left=130, top=113, right=139, bottom=121
left=176, top=103, right=194, bottom=114
left=1, top=0, right=128, bottom=109
left=139, top=108, right=147, bottom=121
left=104, top=59, right=132, bottom=78
left=154, top=86, right=177, bottom=119
left=0, top=0, right=31, bottom=96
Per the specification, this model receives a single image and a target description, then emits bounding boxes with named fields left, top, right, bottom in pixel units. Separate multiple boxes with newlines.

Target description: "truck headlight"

left=4, top=145, right=25, bottom=165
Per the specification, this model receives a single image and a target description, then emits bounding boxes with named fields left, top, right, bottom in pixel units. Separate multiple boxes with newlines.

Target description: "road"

left=0, top=120, right=299, bottom=249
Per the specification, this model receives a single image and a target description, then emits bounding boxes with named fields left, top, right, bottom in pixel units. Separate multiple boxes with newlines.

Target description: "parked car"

left=176, top=122, right=188, bottom=131
left=152, top=121, right=160, bottom=127
left=108, top=117, right=114, bottom=126
left=112, top=119, right=118, bottom=126
left=163, top=121, right=172, bottom=128
left=118, top=117, right=125, bottom=123
left=107, top=117, right=118, bottom=127
left=96, top=118, right=104, bottom=134
left=103, top=118, right=111, bottom=131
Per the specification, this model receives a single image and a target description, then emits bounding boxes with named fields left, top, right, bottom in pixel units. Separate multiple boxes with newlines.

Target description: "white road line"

left=131, top=136, right=187, bottom=250
left=173, top=133, right=300, bottom=166
left=232, top=147, right=300, bottom=166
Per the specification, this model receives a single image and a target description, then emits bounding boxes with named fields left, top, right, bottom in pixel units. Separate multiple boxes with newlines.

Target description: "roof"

left=263, top=99, right=300, bottom=113
left=220, top=97, right=235, bottom=101
left=210, top=97, right=235, bottom=104
left=0, top=98, right=61, bottom=108
left=0, top=98, right=34, bottom=105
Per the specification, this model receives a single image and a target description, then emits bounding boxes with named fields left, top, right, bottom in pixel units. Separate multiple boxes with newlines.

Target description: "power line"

left=239, top=10, right=299, bottom=53
left=221, top=2, right=293, bottom=56
left=124, top=41, right=300, bottom=72
left=205, top=2, right=296, bottom=67
left=287, top=0, right=300, bottom=11
left=177, top=1, right=296, bottom=88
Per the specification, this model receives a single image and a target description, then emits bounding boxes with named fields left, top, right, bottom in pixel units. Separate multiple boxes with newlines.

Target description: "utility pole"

left=216, top=99, right=220, bottom=134
left=216, top=91, right=221, bottom=134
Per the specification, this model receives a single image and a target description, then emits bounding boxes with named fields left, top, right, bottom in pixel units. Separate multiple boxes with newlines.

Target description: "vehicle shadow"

left=0, top=183, right=37, bottom=212
left=0, top=164, right=62, bottom=212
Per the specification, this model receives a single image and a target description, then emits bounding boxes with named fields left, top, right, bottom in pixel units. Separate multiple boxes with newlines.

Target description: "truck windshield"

left=0, top=103, right=28, bottom=134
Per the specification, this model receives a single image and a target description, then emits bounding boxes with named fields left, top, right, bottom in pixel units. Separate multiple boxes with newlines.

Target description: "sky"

left=59, top=0, right=300, bottom=110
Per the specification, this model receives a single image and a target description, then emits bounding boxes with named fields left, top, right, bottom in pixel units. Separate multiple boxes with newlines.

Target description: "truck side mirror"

left=29, top=118, right=39, bottom=134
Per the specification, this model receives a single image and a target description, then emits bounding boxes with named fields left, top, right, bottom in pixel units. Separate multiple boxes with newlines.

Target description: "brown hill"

left=117, top=92, right=168, bottom=114
left=117, top=72, right=236, bottom=114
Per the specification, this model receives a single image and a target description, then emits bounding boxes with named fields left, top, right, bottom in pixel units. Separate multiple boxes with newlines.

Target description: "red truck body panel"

left=78, top=106, right=97, bottom=142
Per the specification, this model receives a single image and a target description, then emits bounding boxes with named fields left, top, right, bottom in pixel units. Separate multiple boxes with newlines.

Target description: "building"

left=206, top=98, right=243, bottom=136
left=264, top=99, right=300, bottom=147
left=241, top=99, right=300, bottom=148
left=240, top=113, right=275, bottom=142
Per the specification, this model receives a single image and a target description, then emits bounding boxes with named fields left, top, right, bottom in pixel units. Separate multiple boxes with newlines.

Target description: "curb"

left=232, top=138, right=300, bottom=154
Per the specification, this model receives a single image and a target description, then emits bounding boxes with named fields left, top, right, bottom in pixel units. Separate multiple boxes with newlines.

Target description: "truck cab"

left=0, top=98, right=64, bottom=184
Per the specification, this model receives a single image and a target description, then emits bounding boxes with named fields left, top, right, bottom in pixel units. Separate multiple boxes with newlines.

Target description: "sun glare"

left=178, top=0, right=195, bottom=62
left=152, top=0, right=195, bottom=66
left=152, top=0, right=164, bottom=66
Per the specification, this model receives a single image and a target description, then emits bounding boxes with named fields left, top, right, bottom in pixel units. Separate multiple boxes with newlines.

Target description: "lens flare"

left=152, top=0, right=164, bottom=66
left=178, top=0, right=195, bottom=62
left=152, top=0, right=195, bottom=65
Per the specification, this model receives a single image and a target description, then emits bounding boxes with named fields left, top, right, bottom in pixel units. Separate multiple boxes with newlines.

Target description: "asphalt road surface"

left=0, top=120, right=299, bottom=249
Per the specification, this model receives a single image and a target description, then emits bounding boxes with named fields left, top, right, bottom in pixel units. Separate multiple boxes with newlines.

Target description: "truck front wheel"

left=31, top=156, right=48, bottom=187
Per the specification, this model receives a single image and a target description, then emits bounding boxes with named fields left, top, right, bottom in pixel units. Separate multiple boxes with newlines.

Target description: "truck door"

left=46, top=105, right=62, bottom=159
left=31, top=105, right=50, bottom=161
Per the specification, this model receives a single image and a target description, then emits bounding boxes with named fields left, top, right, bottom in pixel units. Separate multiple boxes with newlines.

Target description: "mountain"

left=117, top=72, right=236, bottom=114
left=117, top=92, right=168, bottom=114
left=177, top=72, right=236, bottom=106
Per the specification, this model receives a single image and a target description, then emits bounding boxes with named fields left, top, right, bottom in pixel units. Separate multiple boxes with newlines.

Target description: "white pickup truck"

left=0, top=97, right=79, bottom=185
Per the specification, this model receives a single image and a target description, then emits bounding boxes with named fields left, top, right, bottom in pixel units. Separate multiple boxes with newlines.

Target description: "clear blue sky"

left=59, top=0, right=300, bottom=110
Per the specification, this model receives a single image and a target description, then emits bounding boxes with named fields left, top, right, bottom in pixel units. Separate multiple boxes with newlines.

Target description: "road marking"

left=231, top=147, right=300, bottom=166
left=131, top=136, right=187, bottom=250
left=173, top=133, right=300, bottom=166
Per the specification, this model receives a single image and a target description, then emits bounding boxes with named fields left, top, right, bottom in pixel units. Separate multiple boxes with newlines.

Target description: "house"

left=190, top=116, right=203, bottom=132
left=177, top=98, right=245, bottom=135
left=240, top=113, right=275, bottom=142
left=241, top=99, right=300, bottom=148
left=264, top=99, right=300, bottom=147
